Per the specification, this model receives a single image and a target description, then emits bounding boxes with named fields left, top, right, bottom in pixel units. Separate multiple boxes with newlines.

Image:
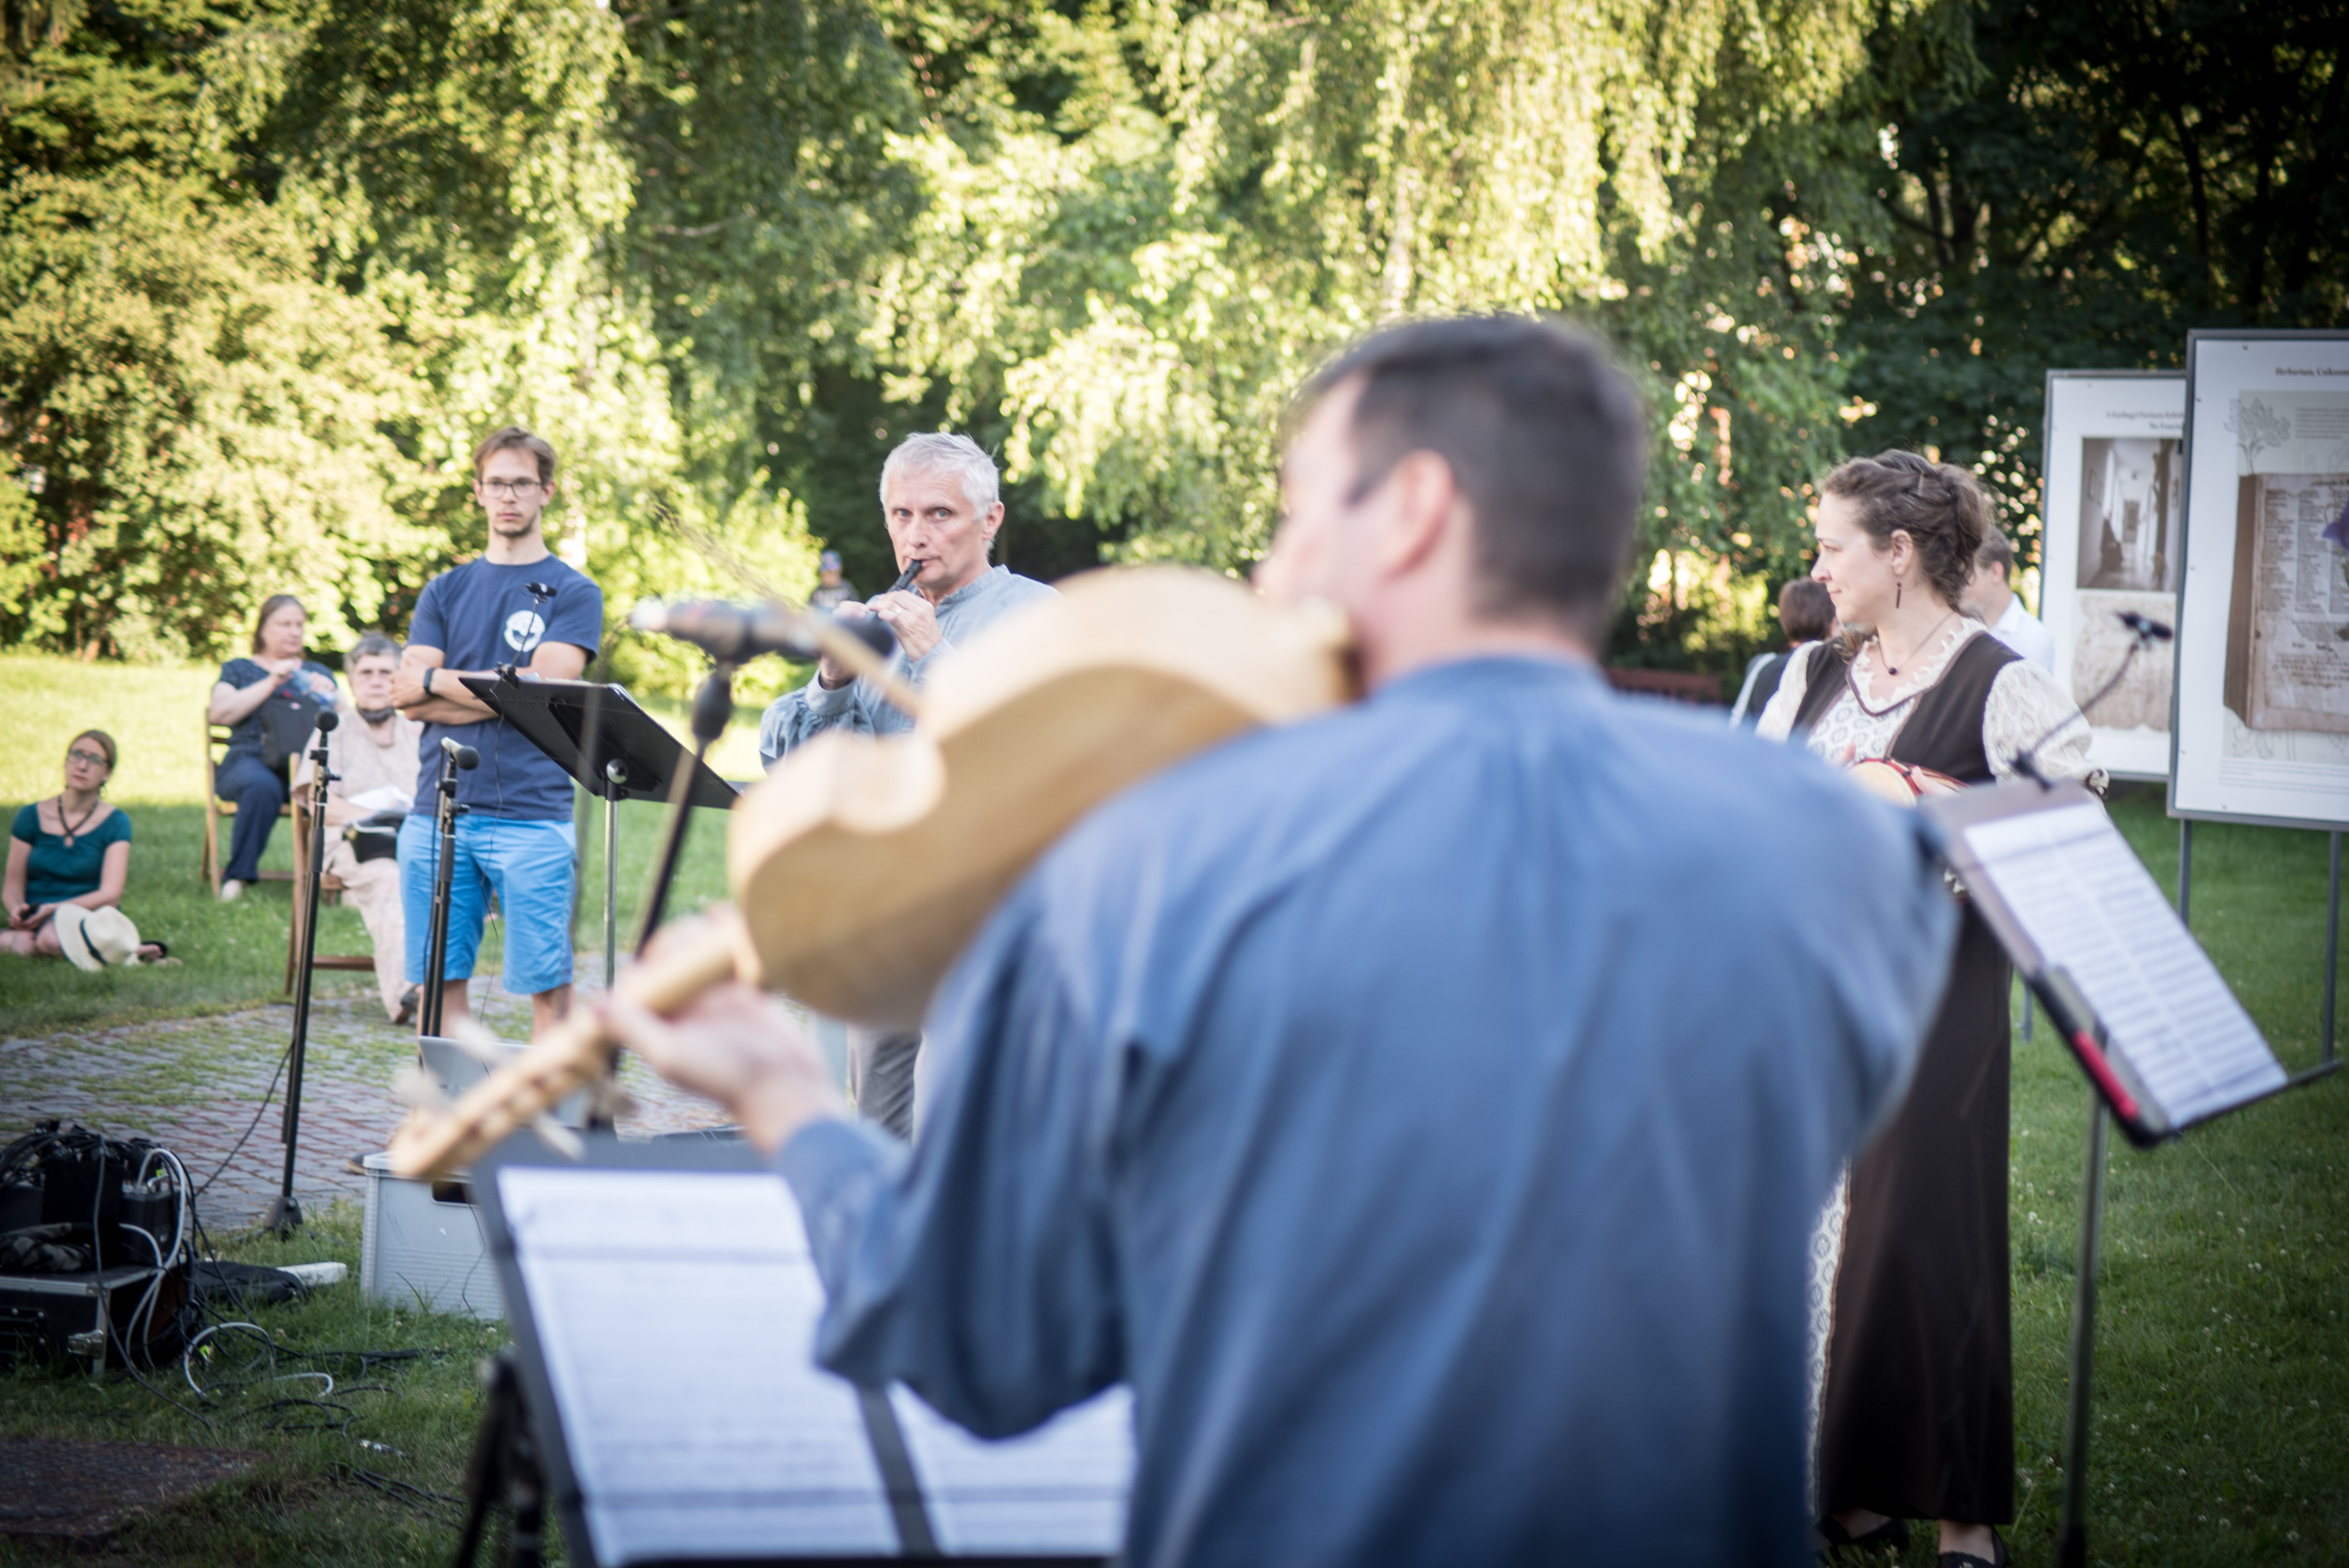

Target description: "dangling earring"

left=1895, top=576, right=1903, bottom=610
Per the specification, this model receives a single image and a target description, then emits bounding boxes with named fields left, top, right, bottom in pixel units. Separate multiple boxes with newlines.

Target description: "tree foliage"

left=1, top=0, right=2342, bottom=681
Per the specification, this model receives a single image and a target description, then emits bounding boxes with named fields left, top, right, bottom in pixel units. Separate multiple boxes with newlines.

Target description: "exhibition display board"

left=2038, top=372, right=2188, bottom=780
left=2171, top=330, right=2349, bottom=830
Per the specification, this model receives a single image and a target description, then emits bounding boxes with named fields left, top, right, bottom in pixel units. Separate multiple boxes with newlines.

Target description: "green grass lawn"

left=0, top=656, right=759, bottom=1039
left=1, top=657, right=2344, bottom=1565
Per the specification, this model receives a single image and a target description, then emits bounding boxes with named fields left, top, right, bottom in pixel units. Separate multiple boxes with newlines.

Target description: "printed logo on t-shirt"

left=504, top=610, right=547, bottom=653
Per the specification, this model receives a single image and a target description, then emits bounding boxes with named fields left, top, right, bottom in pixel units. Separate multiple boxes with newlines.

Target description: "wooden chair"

left=201, top=719, right=294, bottom=894
left=284, top=788, right=377, bottom=992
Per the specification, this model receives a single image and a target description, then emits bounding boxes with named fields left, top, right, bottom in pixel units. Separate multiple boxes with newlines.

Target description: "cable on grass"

left=331, top=1461, right=467, bottom=1518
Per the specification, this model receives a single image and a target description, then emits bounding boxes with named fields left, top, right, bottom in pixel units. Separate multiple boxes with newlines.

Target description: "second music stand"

left=461, top=674, right=740, bottom=989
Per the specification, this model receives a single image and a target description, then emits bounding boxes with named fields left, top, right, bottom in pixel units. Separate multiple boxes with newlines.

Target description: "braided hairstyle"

left=1819, top=450, right=1990, bottom=613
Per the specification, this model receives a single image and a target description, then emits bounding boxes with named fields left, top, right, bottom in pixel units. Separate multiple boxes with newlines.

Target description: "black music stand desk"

left=462, top=674, right=740, bottom=988
left=472, top=1133, right=1132, bottom=1566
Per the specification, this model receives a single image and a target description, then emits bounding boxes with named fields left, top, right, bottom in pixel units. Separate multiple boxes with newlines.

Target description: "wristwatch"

left=422, top=667, right=436, bottom=699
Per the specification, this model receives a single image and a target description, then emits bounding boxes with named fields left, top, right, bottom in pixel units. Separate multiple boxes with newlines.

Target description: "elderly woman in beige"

left=296, top=631, right=423, bottom=1022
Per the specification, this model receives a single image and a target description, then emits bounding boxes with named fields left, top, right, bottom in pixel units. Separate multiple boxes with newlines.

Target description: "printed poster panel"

left=2038, top=372, right=2186, bottom=779
left=2172, top=331, right=2349, bottom=829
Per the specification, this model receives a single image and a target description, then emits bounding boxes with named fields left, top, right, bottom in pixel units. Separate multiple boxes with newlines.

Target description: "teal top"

left=11, top=802, right=131, bottom=906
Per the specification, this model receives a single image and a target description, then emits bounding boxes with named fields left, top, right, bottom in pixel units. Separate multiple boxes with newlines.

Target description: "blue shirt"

left=406, top=557, right=604, bottom=821
left=776, top=657, right=1958, bottom=1568
left=217, top=657, right=340, bottom=762
left=758, top=565, right=1057, bottom=763
left=11, top=803, right=131, bottom=905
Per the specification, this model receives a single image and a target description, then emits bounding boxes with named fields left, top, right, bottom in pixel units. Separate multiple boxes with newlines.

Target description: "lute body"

left=389, top=567, right=1353, bottom=1178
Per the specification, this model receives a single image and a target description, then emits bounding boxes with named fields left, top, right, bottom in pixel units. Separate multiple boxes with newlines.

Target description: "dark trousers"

left=847, top=1028, right=922, bottom=1140
left=216, top=751, right=287, bottom=883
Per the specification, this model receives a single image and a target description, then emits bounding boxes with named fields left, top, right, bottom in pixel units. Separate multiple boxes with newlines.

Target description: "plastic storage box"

left=358, top=1155, right=503, bottom=1319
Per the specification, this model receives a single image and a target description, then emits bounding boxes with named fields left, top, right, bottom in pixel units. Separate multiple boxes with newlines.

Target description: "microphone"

left=2011, top=608, right=2173, bottom=785
left=630, top=599, right=897, bottom=664
left=314, top=709, right=338, bottom=733
left=440, top=737, right=480, bottom=770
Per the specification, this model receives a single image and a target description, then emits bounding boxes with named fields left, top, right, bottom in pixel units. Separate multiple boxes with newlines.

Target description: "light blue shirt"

left=758, top=564, right=1057, bottom=764
left=776, top=656, right=1958, bottom=1568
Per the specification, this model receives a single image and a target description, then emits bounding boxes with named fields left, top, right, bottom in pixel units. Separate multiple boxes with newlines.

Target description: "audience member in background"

left=1729, top=579, right=1837, bottom=725
left=4, top=731, right=171, bottom=964
left=808, top=550, right=857, bottom=610
left=1964, top=527, right=2054, bottom=670
left=208, top=594, right=341, bottom=900
left=296, top=631, right=423, bottom=1024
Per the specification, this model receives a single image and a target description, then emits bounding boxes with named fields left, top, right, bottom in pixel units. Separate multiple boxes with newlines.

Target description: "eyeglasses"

left=480, top=479, right=546, bottom=501
left=66, top=750, right=109, bottom=768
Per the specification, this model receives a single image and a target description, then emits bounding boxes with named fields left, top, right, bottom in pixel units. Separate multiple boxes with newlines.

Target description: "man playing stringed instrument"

left=613, top=318, right=1960, bottom=1567
left=758, top=432, right=1056, bottom=1137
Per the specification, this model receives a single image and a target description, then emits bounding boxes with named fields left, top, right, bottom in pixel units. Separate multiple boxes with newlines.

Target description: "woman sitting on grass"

left=3, top=731, right=171, bottom=964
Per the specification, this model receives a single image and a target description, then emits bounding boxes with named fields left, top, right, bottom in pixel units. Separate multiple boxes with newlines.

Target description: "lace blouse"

left=1756, top=620, right=2104, bottom=790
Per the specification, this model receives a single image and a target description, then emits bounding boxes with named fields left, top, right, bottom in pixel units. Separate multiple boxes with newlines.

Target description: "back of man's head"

left=1307, top=317, right=1647, bottom=643
left=1976, top=526, right=2016, bottom=576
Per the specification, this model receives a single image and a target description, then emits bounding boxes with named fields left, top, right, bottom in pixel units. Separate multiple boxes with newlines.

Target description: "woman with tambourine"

left=1757, top=451, right=2098, bottom=1568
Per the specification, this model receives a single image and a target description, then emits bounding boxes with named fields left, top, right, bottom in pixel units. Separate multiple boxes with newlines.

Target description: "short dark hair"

left=1819, top=451, right=1989, bottom=612
left=1777, top=578, right=1835, bottom=643
left=1305, top=316, right=1647, bottom=641
left=250, top=593, right=307, bottom=654
left=1975, top=526, right=2015, bottom=575
left=472, top=426, right=558, bottom=485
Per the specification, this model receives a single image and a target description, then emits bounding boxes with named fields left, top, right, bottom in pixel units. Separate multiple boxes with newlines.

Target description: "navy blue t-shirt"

left=406, top=557, right=604, bottom=821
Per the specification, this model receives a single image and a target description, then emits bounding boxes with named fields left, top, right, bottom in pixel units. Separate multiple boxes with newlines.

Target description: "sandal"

left=1818, top=1515, right=1908, bottom=1555
left=1939, top=1529, right=2009, bottom=1568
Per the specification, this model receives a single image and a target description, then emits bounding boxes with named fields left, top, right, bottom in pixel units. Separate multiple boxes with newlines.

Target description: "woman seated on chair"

left=208, top=593, right=340, bottom=901
left=4, top=731, right=171, bottom=963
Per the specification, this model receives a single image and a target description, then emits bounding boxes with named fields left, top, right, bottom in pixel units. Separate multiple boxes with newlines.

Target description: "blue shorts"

left=397, top=815, right=577, bottom=996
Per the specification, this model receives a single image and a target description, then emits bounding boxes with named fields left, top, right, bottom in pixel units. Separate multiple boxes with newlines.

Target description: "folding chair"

left=284, top=788, right=376, bottom=992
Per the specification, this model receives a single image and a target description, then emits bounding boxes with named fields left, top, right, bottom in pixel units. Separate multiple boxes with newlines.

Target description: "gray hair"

left=879, top=431, right=1001, bottom=517
left=349, top=630, right=401, bottom=666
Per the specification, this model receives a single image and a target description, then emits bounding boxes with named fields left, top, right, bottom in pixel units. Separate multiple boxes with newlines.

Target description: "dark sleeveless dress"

left=1795, top=634, right=2019, bottom=1525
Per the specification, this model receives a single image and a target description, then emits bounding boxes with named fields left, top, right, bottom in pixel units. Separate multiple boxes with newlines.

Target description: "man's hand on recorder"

left=869, top=588, right=943, bottom=662
left=600, top=924, right=847, bottom=1155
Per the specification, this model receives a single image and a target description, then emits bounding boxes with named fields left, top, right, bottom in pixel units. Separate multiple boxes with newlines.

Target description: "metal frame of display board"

left=2035, top=369, right=2187, bottom=784
left=2162, top=330, right=2348, bottom=1069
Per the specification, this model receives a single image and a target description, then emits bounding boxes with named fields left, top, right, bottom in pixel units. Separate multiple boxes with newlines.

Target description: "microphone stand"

left=420, top=740, right=479, bottom=1040
left=265, top=711, right=339, bottom=1234
left=634, top=662, right=735, bottom=955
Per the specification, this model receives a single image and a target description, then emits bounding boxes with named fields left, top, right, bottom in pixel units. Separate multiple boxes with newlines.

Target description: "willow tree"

left=856, top=0, right=1909, bottom=663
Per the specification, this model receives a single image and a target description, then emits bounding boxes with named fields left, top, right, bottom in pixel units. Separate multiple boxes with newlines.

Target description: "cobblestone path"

left=1, top=979, right=731, bottom=1228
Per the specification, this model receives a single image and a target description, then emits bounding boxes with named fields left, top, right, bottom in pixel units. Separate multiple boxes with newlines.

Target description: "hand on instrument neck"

left=1257, top=378, right=1590, bottom=691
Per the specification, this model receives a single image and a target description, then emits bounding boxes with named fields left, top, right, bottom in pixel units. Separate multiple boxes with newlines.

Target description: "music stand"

left=461, top=674, right=740, bottom=989
left=1922, top=780, right=2325, bottom=1568
left=468, top=1131, right=1132, bottom=1566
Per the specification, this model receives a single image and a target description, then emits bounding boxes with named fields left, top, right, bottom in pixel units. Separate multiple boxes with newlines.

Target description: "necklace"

left=55, top=794, right=99, bottom=848
left=1880, top=610, right=1957, bottom=677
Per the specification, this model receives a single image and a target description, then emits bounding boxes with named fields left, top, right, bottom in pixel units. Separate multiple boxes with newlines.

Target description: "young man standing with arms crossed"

left=392, top=427, right=605, bottom=1041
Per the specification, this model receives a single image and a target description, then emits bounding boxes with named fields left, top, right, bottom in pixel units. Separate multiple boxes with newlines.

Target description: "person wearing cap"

left=809, top=550, right=858, bottom=611
left=3, top=731, right=171, bottom=964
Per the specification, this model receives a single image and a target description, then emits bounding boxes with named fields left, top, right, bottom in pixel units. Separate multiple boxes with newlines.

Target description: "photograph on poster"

left=2036, top=372, right=2186, bottom=779
left=2172, top=332, right=2349, bottom=829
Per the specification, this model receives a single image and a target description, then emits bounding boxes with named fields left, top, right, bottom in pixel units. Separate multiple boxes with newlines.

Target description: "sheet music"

left=1963, top=803, right=2285, bottom=1126
left=890, top=1386, right=1134, bottom=1554
left=497, top=1167, right=896, bottom=1564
